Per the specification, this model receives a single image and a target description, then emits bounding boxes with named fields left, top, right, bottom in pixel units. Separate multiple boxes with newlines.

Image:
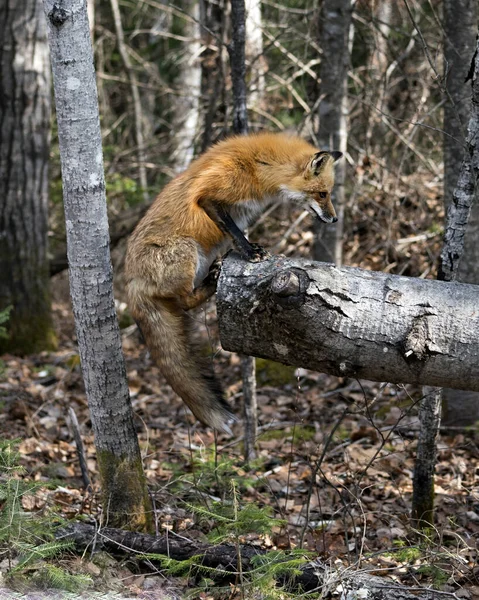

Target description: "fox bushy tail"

left=132, top=296, right=234, bottom=432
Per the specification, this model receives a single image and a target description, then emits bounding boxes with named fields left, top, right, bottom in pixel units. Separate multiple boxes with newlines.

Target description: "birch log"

left=217, top=254, right=479, bottom=391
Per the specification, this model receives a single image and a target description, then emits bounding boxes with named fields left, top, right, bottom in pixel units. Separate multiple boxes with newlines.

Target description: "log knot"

left=403, top=314, right=441, bottom=361
left=271, top=268, right=308, bottom=309
left=48, top=4, right=69, bottom=26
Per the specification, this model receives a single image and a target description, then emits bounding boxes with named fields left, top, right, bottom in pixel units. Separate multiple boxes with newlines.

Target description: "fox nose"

left=332, top=216, right=338, bottom=223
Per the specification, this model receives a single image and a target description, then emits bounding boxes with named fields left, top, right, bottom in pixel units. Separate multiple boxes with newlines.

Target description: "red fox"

left=125, top=133, right=342, bottom=432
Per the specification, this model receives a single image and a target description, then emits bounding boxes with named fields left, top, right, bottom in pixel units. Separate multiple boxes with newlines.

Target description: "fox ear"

left=310, top=150, right=342, bottom=175
left=310, top=151, right=330, bottom=175
left=330, top=151, right=343, bottom=162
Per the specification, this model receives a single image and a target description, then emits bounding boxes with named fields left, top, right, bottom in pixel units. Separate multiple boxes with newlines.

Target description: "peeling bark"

left=217, top=254, right=479, bottom=392
left=442, top=0, right=479, bottom=426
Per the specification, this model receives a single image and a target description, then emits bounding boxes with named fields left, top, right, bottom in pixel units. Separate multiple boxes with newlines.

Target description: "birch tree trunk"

left=313, top=0, right=351, bottom=266
left=87, top=0, right=94, bottom=36
left=43, top=0, right=151, bottom=531
left=172, top=0, right=202, bottom=173
left=217, top=254, right=479, bottom=392
left=109, top=0, right=149, bottom=201
left=442, top=0, right=479, bottom=427
left=0, top=0, right=55, bottom=354
left=245, top=0, right=265, bottom=117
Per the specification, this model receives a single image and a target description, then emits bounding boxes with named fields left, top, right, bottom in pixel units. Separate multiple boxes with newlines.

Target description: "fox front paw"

left=247, top=243, right=271, bottom=263
left=203, top=258, right=222, bottom=287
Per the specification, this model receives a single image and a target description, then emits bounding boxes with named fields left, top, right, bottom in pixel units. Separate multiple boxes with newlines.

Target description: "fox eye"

left=319, top=192, right=328, bottom=199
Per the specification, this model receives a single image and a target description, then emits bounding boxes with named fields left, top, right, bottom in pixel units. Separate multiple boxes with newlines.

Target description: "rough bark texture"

left=241, top=353, right=257, bottom=463
left=58, top=521, right=444, bottom=598
left=229, top=0, right=258, bottom=463
left=0, top=0, right=55, bottom=354
left=411, top=387, right=442, bottom=527
left=217, top=254, right=479, bottom=391
left=228, top=0, right=248, bottom=135
left=313, top=0, right=351, bottom=265
left=439, top=32, right=479, bottom=282
left=44, top=0, right=151, bottom=531
left=442, top=0, right=479, bottom=427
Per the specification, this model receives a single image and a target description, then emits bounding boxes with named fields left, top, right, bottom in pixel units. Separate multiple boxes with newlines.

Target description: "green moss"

left=256, top=358, right=296, bottom=386
left=257, top=429, right=289, bottom=442
left=0, top=312, right=57, bottom=355
left=117, top=310, right=134, bottom=330
left=0, top=280, right=57, bottom=355
left=96, top=449, right=152, bottom=532
left=292, top=425, right=316, bottom=443
left=417, top=565, right=449, bottom=586
left=394, top=546, right=421, bottom=562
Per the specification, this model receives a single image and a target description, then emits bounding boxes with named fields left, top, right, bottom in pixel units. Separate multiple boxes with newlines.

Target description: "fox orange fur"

left=125, top=132, right=342, bottom=432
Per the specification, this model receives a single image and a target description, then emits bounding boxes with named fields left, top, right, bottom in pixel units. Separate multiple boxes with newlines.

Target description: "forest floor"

left=0, top=279, right=478, bottom=599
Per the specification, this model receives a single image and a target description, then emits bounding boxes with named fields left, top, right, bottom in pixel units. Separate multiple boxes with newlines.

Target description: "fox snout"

left=308, top=198, right=338, bottom=224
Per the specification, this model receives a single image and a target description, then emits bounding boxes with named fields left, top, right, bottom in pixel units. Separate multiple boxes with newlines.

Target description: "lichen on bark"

left=97, top=450, right=152, bottom=531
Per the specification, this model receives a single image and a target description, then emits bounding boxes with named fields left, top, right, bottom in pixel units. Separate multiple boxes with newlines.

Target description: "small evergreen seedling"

left=0, top=439, right=90, bottom=592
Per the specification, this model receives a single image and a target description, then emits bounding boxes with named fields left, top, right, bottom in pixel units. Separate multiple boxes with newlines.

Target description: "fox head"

left=280, top=150, right=342, bottom=224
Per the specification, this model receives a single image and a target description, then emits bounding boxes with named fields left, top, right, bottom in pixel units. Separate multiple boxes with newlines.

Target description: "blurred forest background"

left=1, top=0, right=479, bottom=597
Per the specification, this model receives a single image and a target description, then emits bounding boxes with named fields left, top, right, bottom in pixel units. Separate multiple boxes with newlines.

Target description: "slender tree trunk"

left=229, top=0, right=249, bottom=135
left=245, top=0, right=265, bottom=117
left=172, top=0, right=202, bottom=173
left=87, top=0, right=94, bottom=36
left=0, top=0, right=55, bottom=354
left=43, top=0, right=151, bottom=531
left=411, top=15, right=479, bottom=527
left=200, top=0, right=227, bottom=150
left=411, top=387, right=441, bottom=527
left=229, top=0, right=257, bottom=462
left=442, top=0, right=479, bottom=427
left=313, top=0, right=351, bottom=266
left=110, top=0, right=149, bottom=201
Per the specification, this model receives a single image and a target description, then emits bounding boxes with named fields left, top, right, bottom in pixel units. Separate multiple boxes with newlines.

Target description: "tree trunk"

left=313, top=0, right=351, bottom=265
left=228, top=0, right=249, bottom=135
left=109, top=0, right=149, bottom=201
left=411, top=10, right=479, bottom=527
left=411, top=387, right=442, bottom=527
left=245, top=0, right=265, bottom=117
left=229, top=0, right=258, bottom=463
left=442, top=0, right=479, bottom=427
left=217, top=254, right=479, bottom=391
left=0, top=0, right=55, bottom=354
left=87, top=0, right=94, bottom=36
left=43, top=0, right=151, bottom=531
left=172, top=0, right=202, bottom=173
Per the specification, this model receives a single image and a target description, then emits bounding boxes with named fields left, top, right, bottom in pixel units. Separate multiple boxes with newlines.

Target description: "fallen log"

left=57, top=522, right=444, bottom=598
left=217, top=254, right=479, bottom=392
